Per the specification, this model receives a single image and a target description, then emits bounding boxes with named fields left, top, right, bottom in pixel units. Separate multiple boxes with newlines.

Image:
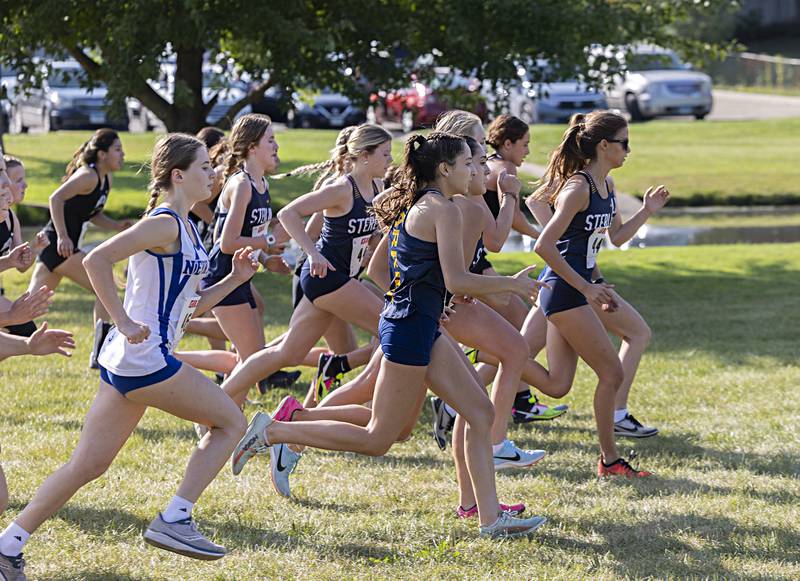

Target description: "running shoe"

left=272, top=395, right=303, bottom=422
left=231, top=411, right=273, bottom=476
left=88, top=320, right=107, bottom=369
left=214, top=372, right=225, bottom=386
left=493, top=440, right=546, bottom=470
left=314, top=353, right=345, bottom=401
left=479, top=512, right=547, bottom=539
left=143, top=513, right=226, bottom=560
left=194, top=423, right=208, bottom=440
left=597, top=455, right=653, bottom=478
left=0, top=552, right=26, bottom=580
left=457, top=502, right=525, bottom=519
left=614, top=413, right=659, bottom=438
left=462, top=346, right=479, bottom=365
left=269, top=442, right=302, bottom=498
left=430, top=396, right=456, bottom=451
left=512, top=393, right=568, bottom=423
left=258, top=369, right=302, bottom=394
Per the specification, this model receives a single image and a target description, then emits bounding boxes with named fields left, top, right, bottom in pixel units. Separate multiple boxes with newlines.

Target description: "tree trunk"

left=169, top=48, right=207, bottom=133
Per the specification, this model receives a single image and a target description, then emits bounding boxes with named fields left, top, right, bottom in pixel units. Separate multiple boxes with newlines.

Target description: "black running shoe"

left=258, top=370, right=302, bottom=394
left=430, top=396, right=456, bottom=451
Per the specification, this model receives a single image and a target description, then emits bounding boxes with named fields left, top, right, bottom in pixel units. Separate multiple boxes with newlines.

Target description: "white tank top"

left=98, top=207, right=210, bottom=376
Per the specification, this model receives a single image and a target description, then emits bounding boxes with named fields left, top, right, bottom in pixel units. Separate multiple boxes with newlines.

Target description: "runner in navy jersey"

left=24, top=130, right=133, bottom=368
left=219, top=124, right=392, bottom=408
left=533, top=111, right=669, bottom=478
left=230, top=131, right=548, bottom=538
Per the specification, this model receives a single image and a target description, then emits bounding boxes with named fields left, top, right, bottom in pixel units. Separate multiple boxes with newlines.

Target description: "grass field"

left=4, top=115, right=800, bottom=219
left=0, top=243, right=798, bottom=579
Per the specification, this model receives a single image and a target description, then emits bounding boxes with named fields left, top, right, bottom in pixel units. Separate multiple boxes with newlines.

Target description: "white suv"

left=605, top=46, right=713, bottom=121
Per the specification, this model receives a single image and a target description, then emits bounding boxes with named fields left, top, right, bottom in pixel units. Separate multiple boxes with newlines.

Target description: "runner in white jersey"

left=0, top=134, right=258, bottom=578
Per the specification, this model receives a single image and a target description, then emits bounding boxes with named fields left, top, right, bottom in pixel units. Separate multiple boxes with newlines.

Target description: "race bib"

left=173, top=294, right=201, bottom=349
left=251, top=222, right=270, bottom=265
left=586, top=229, right=606, bottom=269
left=350, top=235, right=371, bottom=277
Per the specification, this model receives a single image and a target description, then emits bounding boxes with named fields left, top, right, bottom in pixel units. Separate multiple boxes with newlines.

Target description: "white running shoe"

left=0, top=552, right=27, bottom=580
left=479, top=512, right=547, bottom=539
left=270, top=442, right=302, bottom=498
left=143, top=513, right=226, bottom=560
left=231, top=411, right=273, bottom=476
left=493, top=439, right=546, bottom=470
left=614, top=413, right=659, bottom=438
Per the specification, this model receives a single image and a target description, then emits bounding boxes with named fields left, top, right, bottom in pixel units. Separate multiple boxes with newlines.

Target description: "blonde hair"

left=534, top=111, right=627, bottom=204
left=145, top=133, right=205, bottom=214
left=275, top=123, right=391, bottom=190
left=434, top=110, right=483, bottom=141
left=224, top=114, right=272, bottom=179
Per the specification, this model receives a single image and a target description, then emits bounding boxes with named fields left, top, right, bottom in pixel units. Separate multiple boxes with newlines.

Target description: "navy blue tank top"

left=317, top=175, right=379, bottom=278
left=206, top=170, right=272, bottom=280
left=43, top=165, right=109, bottom=244
left=470, top=237, right=488, bottom=272
left=0, top=210, right=14, bottom=256
left=543, top=171, right=616, bottom=278
left=381, top=189, right=447, bottom=321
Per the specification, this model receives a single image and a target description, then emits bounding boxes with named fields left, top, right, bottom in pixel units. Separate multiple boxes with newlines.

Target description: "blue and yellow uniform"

left=201, top=170, right=271, bottom=308
left=379, top=189, right=447, bottom=366
left=299, top=175, right=378, bottom=303
left=537, top=170, right=616, bottom=317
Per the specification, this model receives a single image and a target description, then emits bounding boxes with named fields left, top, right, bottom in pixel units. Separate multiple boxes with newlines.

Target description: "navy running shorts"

left=379, top=312, right=441, bottom=367
left=100, top=355, right=182, bottom=396
left=299, top=259, right=351, bottom=303
left=200, top=277, right=256, bottom=308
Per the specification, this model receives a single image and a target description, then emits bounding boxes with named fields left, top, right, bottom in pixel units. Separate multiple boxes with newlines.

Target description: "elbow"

left=533, top=238, right=548, bottom=259
left=82, top=249, right=99, bottom=274
left=219, top=237, right=239, bottom=255
left=484, top=239, right=502, bottom=253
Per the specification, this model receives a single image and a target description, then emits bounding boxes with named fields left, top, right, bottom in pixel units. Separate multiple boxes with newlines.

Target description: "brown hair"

left=535, top=111, right=627, bottom=204
left=64, top=128, right=120, bottom=181
left=374, top=131, right=466, bottom=229
left=486, top=114, right=528, bottom=151
left=434, top=110, right=483, bottom=140
left=3, top=155, right=22, bottom=170
left=196, top=126, right=226, bottom=150
left=208, top=137, right=229, bottom=168
left=145, top=133, right=206, bottom=214
left=224, top=113, right=272, bottom=179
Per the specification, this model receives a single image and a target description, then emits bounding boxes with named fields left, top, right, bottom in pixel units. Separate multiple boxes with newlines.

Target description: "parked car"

left=1, top=65, right=20, bottom=134
left=604, top=45, right=713, bottom=121
left=485, top=61, right=607, bottom=124
left=380, top=67, right=488, bottom=132
left=9, top=60, right=127, bottom=133
left=250, top=86, right=291, bottom=123
left=286, top=90, right=366, bottom=129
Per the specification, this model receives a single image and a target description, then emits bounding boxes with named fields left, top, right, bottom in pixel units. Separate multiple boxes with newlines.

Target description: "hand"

left=5, top=286, right=53, bottom=325
left=31, top=231, right=49, bottom=253
left=117, top=317, right=150, bottom=344
left=583, top=280, right=616, bottom=308
left=265, top=255, right=292, bottom=275
left=598, top=287, right=620, bottom=313
left=232, top=246, right=259, bottom=283
left=510, top=265, right=550, bottom=302
left=25, top=322, right=75, bottom=357
left=56, top=235, right=74, bottom=258
left=4, top=242, right=31, bottom=270
left=265, top=239, right=287, bottom=256
left=643, top=185, right=670, bottom=214
left=308, top=252, right=336, bottom=278
left=497, top=168, right=521, bottom=199
left=451, top=294, right=475, bottom=305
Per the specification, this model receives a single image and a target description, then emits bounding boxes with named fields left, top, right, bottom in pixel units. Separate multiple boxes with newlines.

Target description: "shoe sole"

left=513, top=409, right=568, bottom=423
left=614, top=429, right=659, bottom=438
left=231, top=413, right=271, bottom=476
left=272, top=395, right=300, bottom=422
left=494, top=452, right=546, bottom=471
left=143, top=530, right=225, bottom=561
left=485, top=516, right=547, bottom=539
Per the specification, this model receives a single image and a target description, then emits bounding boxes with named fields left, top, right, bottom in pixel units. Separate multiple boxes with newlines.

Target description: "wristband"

left=264, top=234, right=276, bottom=247
left=593, top=277, right=605, bottom=284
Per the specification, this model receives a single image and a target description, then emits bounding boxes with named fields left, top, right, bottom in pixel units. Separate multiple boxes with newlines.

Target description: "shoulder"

left=554, top=175, right=591, bottom=211
left=488, top=157, right=516, bottom=174
left=65, top=167, right=100, bottom=192
left=228, top=174, right=253, bottom=200
left=141, top=211, right=181, bottom=240
left=453, top=195, right=482, bottom=219
left=606, top=175, right=617, bottom=192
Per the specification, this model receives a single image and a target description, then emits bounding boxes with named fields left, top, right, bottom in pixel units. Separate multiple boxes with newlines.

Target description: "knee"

left=361, top=431, right=394, bottom=457
left=465, top=398, right=494, bottom=433
left=548, top=382, right=572, bottom=399
left=627, top=322, right=652, bottom=348
left=599, top=361, right=625, bottom=389
left=501, top=338, right=529, bottom=368
left=230, top=411, right=248, bottom=439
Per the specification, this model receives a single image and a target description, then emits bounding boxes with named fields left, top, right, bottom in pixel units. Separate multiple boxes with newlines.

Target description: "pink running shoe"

left=272, top=395, right=303, bottom=422
left=456, top=502, right=525, bottom=519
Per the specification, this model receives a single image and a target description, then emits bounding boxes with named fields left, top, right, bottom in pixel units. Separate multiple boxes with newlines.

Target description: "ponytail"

left=63, top=128, right=120, bottom=182
left=535, top=111, right=626, bottom=204
left=145, top=133, right=205, bottom=216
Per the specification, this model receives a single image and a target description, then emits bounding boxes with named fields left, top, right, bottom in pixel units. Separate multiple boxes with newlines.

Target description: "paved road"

left=706, top=90, right=800, bottom=120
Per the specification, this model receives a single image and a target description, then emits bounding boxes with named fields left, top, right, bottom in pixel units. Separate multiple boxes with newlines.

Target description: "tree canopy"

left=0, top=0, right=733, bottom=132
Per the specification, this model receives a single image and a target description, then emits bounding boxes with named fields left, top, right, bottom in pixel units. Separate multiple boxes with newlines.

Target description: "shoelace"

left=5, top=552, right=24, bottom=569
left=626, top=414, right=644, bottom=428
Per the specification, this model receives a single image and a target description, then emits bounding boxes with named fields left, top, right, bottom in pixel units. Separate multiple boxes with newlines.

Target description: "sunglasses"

left=607, top=138, right=629, bottom=151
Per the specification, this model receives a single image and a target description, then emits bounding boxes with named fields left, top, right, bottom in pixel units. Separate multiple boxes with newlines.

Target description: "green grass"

left=526, top=118, right=800, bottom=206
left=1, top=243, right=799, bottom=579
left=714, top=84, right=800, bottom=98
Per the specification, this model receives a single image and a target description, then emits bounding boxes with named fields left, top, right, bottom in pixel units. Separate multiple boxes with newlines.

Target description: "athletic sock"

left=614, top=408, right=628, bottom=423
left=162, top=496, right=194, bottom=523
left=0, top=522, right=30, bottom=557
left=492, top=441, right=505, bottom=454
left=443, top=403, right=456, bottom=417
left=514, top=389, right=532, bottom=408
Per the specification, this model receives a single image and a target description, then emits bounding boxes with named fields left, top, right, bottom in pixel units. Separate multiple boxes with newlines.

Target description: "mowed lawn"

left=526, top=117, right=800, bottom=204
left=0, top=243, right=798, bottom=579
left=4, top=116, right=800, bottom=217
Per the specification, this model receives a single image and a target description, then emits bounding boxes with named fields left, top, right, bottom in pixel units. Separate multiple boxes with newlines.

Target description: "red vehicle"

left=374, top=68, right=488, bottom=132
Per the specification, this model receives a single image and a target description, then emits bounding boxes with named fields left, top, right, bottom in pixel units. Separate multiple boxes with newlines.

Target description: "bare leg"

left=174, top=349, right=238, bottom=374
left=212, top=302, right=266, bottom=399
left=185, top=317, right=228, bottom=341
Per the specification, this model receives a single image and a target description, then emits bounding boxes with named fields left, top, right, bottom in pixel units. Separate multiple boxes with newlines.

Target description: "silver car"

left=605, top=46, right=713, bottom=121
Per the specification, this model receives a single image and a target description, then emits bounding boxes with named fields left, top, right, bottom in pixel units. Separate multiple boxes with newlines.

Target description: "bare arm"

left=607, top=181, right=669, bottom=246
left=482, top=170, right=519, bottom=252
left=90, top=211, right=129, bottom=233
left=219, top=177, right=270, bottom=254
left=366, top=233, right=390, bottom=291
